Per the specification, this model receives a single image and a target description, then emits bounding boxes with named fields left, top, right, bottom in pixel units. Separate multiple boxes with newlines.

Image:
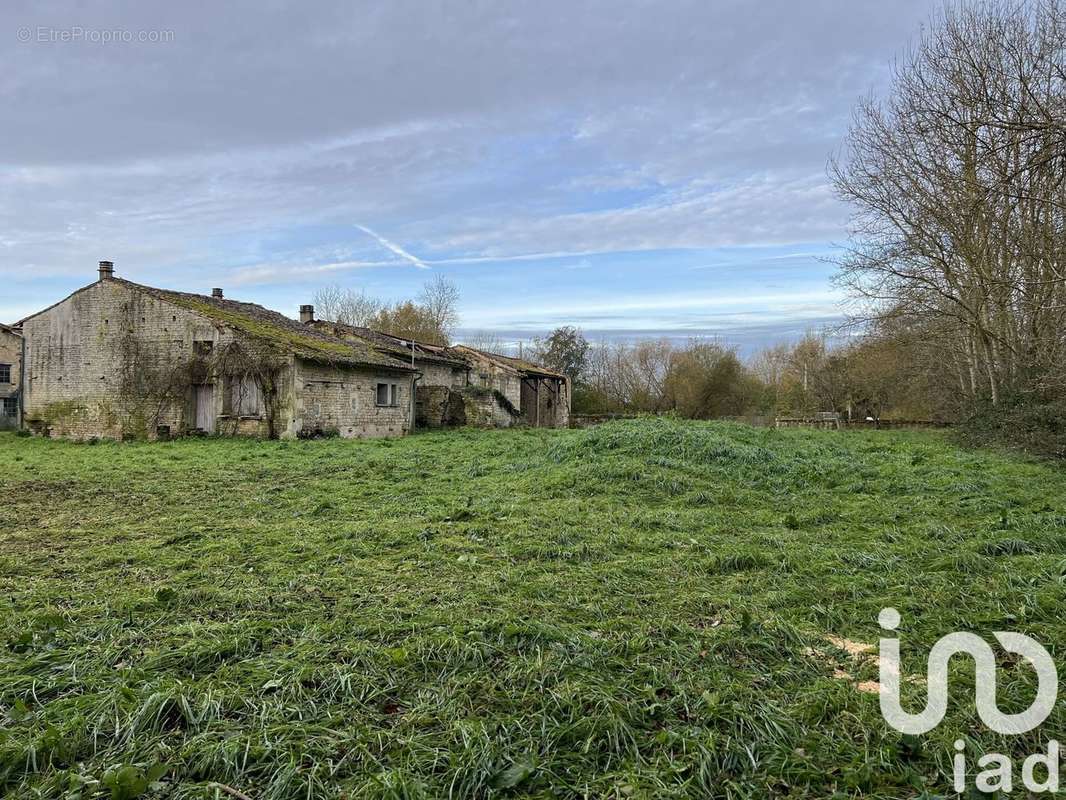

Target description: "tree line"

left=526, top=327, right=941, bottom=423
left=313, top=275, right=461, bottom=346
left=830, top=0, right=1066, bottom=454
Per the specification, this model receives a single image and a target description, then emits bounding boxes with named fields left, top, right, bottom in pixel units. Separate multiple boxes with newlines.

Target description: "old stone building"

left=18, top=262, right=416, bottom=440
left=453, top=346, right=570, bottom=428
left=0, top=324, right=21, bottom=430
left=306, top=317, right=471, bottom=428
left=305, top=311, right=570, bottom=429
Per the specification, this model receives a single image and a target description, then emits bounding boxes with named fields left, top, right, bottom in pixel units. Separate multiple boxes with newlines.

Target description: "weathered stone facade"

left=13, top=269, right=568, bottom=441
left=303, top=318, right=569, bottom=430
left=295, top=359, right=412, bottom=438
left=18, top=268, right=414, bottom=441
left=0, top=325, right=21, bottom=430
left=453, top=347, right=569, bottom=428
left=308, top=320, right=471, bottom=430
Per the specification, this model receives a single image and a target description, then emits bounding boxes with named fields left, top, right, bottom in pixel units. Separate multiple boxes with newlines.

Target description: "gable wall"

left=461, top=351, right=523, bottom=427
left=419, top=361, right=466, bottom=388
left=21, top=280, right=296, bottom=440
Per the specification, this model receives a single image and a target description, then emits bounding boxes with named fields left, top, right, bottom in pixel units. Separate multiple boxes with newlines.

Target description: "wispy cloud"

left=0, top=0, right=938, bottom=345
left=228, top=258, right=405, bottom=286
left=354, top=224, right=429, bottom=269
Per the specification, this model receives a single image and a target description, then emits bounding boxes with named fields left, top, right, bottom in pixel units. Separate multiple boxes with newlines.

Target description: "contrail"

left=355, top=224, right=429, bottom=269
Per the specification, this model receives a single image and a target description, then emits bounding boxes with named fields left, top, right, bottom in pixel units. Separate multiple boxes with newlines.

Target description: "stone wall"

left=21, top=280, right=298, bottom=440
left=457, top=386, right=519, bottom=428
left=462, top=354, right=523, bottom=428
left=419, top=361, right=466, bottom=388
left=294, top=359, right=413, bottom=438
left=0, top=329, right=20, bottom=430
left=416, top=385, right=468, bottom=428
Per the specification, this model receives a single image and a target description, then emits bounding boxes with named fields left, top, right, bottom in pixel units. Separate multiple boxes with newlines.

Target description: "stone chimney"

left=98, top=260, right=114, bottom=280
left=211, top=288, right=224, bottom=298
left=300, top=304, right=314, bottom=324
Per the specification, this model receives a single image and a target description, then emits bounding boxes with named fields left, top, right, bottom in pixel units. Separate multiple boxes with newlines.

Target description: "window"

left=376, top=382, right=398, bottom=407
left=228, top=375, right=262, bottom=416
left=0, top=364, right=9, bottom=384
left=2, top=397, right=16, bottom=417
left=193, top=340, right=214, bottom=358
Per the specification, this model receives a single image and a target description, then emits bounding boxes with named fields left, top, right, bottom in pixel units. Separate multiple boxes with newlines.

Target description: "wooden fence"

left=568, top=413, right=950, bottom=430
left=774, top=417, right=950, bottom=430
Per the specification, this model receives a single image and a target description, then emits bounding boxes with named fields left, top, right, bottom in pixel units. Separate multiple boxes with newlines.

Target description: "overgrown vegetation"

left=116, top=330, right=285, bottom=440
left=3, top=419, right=1065, bottom=798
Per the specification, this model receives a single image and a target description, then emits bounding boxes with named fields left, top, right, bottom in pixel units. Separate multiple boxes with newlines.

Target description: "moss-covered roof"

left=451, top=345, right=567, bottom=379
left=311, top=321, right=469, bottom=369
left=119, top=280, right=413, bottom=371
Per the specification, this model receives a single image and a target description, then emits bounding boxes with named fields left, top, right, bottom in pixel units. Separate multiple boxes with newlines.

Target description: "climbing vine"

left=115, top=302, right=287, bottom=438
left=211, top=340, right=286, bottom=438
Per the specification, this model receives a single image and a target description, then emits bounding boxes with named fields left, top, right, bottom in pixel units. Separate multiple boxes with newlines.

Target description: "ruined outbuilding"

left=304, top=314, right=570, bottom=430
left=17, top=262, right=416, bottom=440
left=452, top=346, right=570, bottom=428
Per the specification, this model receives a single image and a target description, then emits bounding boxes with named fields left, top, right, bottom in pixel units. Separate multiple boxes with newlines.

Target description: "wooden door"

left=194, top=384, right=215, bottom=433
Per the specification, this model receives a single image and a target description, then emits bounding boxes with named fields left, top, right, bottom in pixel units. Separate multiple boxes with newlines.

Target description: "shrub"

left=957, top=397, right=1066, bottom=459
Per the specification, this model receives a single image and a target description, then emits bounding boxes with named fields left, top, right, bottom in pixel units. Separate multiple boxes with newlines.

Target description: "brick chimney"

left=300, top=304, right=314, bottom=324
left=98, top=260, right=114, bottom=280
left=211, top=288, right=224, bottom=298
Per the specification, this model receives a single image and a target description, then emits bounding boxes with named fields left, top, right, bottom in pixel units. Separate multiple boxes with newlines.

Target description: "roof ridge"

left=21, top=276, right=413, bottom=371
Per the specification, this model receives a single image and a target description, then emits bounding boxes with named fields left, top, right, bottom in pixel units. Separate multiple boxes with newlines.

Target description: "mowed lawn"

left=2, top=419, right=1065, bottom=799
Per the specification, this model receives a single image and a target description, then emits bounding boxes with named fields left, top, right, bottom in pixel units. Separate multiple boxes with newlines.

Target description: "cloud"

left=354, top=224, right=429, bottom=269
left=0, top=0, right=940, bottom=342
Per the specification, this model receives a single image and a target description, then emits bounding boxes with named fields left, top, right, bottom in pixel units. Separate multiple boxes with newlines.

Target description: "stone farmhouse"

left=306, top=313, right=569, bottom=429
left=16, top=262, right=416, bottom=440
left=5, top=262, right=570, bottom=441
left=0, top=324, right=21, bottom=430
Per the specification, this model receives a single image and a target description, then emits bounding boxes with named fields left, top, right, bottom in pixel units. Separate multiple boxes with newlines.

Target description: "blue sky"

left=0, top=1, right=939, bottom=353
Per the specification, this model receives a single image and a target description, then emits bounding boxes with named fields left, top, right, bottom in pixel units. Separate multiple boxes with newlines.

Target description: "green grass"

left=1, top=419, right=1065, bottom=799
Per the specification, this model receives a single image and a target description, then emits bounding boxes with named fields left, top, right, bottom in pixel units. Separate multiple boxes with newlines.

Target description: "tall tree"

left=534, top=326, right=590, bottom=381
left=830, top=1, right=1066, bottom=407
left=311, top=285, right=383, bottom=327
left=370, top=301, right=448, bottom=345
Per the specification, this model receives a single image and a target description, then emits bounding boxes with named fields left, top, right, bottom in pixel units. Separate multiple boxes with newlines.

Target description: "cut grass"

left=1, top=418, right=1065, bottom=798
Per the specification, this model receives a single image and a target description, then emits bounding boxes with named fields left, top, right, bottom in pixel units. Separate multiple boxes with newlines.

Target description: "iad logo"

left=878, top=607, right=1058, bottom=735
left=877, top=608, right=1060, bottom=793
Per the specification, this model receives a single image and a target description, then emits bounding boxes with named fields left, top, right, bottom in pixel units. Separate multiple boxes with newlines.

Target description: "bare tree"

left=418, top=275, right=461, bottom=342
left=831, top=1, right=1066, bottom=407
left=312, top=284, right=383, bottom=326
left=462, top=330, right=508, bottom=353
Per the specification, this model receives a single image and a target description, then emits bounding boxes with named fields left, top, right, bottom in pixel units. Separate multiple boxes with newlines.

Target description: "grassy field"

left=2, top=419, right=1065, bottom=799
